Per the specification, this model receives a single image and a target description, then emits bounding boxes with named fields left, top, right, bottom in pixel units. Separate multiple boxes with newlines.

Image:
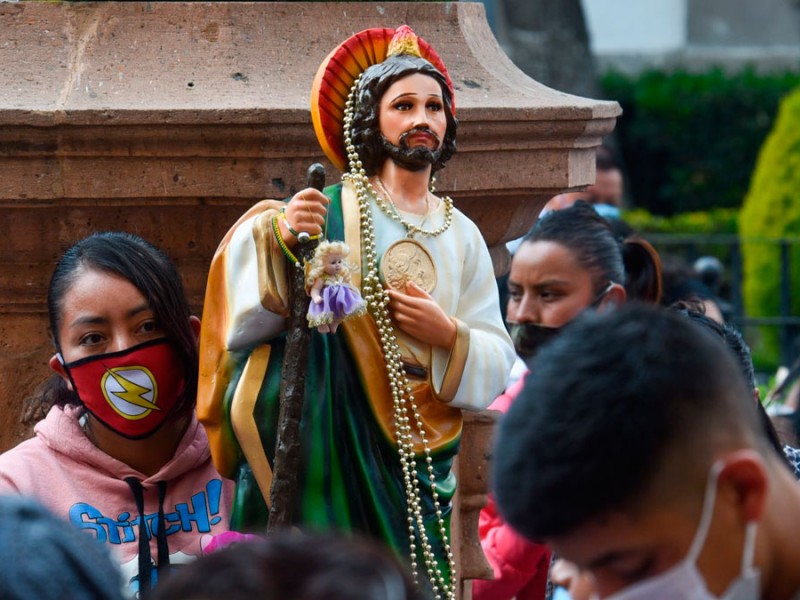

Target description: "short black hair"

left=152, top=532, right=422, bottom=600
left=0, top=496, right=122, bottom=599
left=595, top=144, right=621, bottom=172
left=493, top=304, right=762, bottom=540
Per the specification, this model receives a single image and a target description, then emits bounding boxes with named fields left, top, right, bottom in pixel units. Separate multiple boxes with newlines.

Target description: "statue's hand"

left=388, top=281, right=457, bottom=349
left=279, top=188, right=329, bottom=247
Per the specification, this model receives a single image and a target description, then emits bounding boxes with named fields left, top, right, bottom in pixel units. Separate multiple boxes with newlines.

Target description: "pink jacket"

left=0, top=405, right=233, bottom=596
left=473, top=374, right=552, bottom=600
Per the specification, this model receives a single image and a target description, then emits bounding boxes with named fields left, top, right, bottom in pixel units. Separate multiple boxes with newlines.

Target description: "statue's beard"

left=381, top=127, right=442, bottom=172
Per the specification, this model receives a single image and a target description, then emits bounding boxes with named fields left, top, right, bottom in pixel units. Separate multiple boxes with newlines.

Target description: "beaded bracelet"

left=280, top=207, right=321, bottom=241
left=271, top=214, right=301, bottom=268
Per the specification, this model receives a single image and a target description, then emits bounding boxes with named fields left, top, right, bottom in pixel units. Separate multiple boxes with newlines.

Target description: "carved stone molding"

left=0, top=0, right=617, bottom=492
left=1, top=4, right=618, bottom=594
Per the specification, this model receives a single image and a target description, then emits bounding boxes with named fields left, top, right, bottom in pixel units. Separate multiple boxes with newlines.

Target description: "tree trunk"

left=494, top=0, right=600, bottom=99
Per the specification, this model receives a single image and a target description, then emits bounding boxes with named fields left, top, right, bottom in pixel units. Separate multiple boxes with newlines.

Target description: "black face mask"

left=507, top=282, right=616, bottom=359
left=508, top=322, right=561, bottom=359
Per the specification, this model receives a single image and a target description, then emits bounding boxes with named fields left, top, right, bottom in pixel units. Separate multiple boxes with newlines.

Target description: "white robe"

left=221, top=180, right=514, bottom=411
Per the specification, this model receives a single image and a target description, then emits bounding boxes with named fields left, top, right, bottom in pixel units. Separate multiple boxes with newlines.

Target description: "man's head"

left=494, top=304, right=778, bottom=597
left=350, top=54, right=457, bottom=176
left=153, top=532, right=422, bottom=600
left=587, top=146, right=623, bottom=207
left=0, top=496, right=123, bottom=599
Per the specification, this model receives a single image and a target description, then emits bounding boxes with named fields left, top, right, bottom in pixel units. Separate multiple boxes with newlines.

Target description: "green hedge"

left=602, top=69, right=800, bottom=216
left=740, top=87, right=800, bottom=368
left=623, top=207, right=739, bottom=235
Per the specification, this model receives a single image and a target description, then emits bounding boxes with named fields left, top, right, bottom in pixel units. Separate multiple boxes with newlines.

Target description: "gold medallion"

left=379, top=239, right=437, bottom=294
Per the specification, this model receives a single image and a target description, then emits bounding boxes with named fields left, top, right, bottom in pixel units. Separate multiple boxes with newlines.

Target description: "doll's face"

left=324, top=253, right=345, bottom=276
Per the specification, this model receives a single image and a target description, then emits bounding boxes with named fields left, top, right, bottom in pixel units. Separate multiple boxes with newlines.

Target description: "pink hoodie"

left=0, top=405, right=233, bottom=597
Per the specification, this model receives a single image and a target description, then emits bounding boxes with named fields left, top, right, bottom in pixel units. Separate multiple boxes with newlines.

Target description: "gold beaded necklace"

left=343, top=74, right=456, bottom=600
left=372, top=176, right=454, bottom=239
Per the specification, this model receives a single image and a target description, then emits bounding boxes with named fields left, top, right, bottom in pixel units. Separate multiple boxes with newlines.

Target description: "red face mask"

left=61, top=339, right=186, bottom=439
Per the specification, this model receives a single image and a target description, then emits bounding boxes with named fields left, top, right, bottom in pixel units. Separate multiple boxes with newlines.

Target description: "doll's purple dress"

left=307, top=275, right=367, bottom=328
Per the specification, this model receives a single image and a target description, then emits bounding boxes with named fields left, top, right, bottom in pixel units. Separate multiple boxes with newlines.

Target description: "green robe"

left=199, top=183, right=476, bottom=583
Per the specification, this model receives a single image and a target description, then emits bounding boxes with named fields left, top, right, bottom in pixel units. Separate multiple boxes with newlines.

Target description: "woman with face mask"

left=475, top=202, right=662, bottom=600
left=506, top=202, right=661, bottom=363
left=0, top=232, right=233, bottom=599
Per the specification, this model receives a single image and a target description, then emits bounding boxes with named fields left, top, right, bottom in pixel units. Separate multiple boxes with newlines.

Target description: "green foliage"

left=740, top=87, right=800, bottom=368
left=623, top=207, right=739, bottom=235
left=602, top=68, right=800, bottom=215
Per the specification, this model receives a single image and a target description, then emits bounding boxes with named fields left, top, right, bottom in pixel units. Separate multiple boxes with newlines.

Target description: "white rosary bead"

left=343, top=79, right=456, bottom=598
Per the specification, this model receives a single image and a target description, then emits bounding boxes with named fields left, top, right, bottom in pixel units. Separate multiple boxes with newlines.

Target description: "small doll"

left=306, top=240, right=367, bottom=333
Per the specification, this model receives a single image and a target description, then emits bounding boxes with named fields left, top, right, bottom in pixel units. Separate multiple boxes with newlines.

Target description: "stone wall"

left=0, top=2, right=617, bottom=450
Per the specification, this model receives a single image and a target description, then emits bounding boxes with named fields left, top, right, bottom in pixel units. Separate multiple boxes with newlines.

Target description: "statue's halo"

left=310, top=26, right=454, bottom=172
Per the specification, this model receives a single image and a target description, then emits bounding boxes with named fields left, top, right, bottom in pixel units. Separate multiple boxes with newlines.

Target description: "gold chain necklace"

left=342, top=74, right=456, bottom=600
left=371, top=176, right=453, bottom=239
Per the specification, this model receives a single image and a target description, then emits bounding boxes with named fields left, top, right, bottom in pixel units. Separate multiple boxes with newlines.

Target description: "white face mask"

left=599, top=461, right=760, bottom=600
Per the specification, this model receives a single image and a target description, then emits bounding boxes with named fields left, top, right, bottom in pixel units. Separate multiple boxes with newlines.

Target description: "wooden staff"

left=267, top=163, right=326, bottom=531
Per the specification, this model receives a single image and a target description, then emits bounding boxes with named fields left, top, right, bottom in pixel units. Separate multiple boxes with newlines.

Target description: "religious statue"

left=197, top=25, right=515, bottom=599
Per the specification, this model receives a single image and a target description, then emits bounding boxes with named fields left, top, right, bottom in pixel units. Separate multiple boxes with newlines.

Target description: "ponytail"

left=528, top=202, right=663, bottom=304
left=22, top=374, right=79, bottom=428
left=621, top=237, right=662, bottom=304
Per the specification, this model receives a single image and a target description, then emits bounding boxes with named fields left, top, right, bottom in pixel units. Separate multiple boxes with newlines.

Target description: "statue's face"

left=378, top=72, right=446, bottom=155
left=350, top=58, right=456, bottom=176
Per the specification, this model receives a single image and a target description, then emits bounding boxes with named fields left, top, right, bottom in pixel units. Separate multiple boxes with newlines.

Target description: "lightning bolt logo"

left=101, top=366, right=160, bottom=420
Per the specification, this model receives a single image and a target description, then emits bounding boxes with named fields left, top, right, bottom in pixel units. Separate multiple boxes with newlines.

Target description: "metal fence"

left=645, top=234, right=800, bottom=371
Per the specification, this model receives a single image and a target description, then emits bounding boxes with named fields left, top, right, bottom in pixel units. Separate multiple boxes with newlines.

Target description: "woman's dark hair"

left=0, top=495, right=123, bottom=599
left=523, top=201, right=662, bottom=303
left=350, top=53, right=458, bottom=176
left=24, top=232, right=197, bottom=425
left=669, top=301, right=789, bottom=463
left=660, top=254, right=718, bottom=307
left=152, top=533, right=423, bottom=600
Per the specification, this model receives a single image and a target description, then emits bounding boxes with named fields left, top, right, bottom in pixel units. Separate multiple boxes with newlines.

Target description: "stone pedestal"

left=0, top=1, right=618, bottom=592
left=452, top=409, right=500, bottom=599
